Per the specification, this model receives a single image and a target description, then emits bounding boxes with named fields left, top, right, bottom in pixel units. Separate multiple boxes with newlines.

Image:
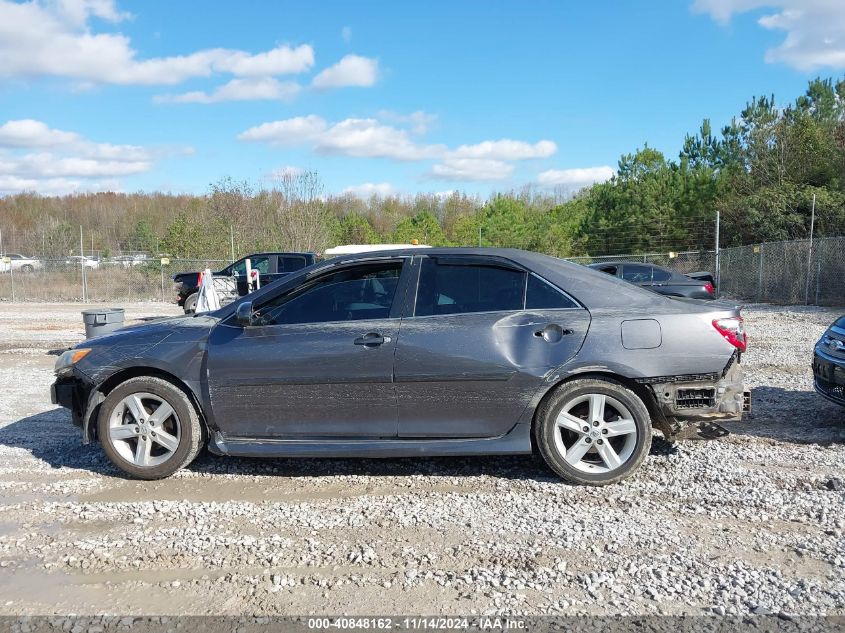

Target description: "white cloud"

left=0, top=175, right=120, bottom=195
left=155, top=77, right=302, bottom=104
left=450, top=139, right=557, bottom=160
left=239, top=115, right=443, bottom=160
left=377, top=110, right=436, bottom=134
left=239, top=114, right=556, bottom=176
left=0, top=0, right=314, bottom=85
left=237, top=115, right=328, bottom=145
left=0, top=119, right=79, bottom=147
left=0, top=118, right=177, bottom=194
left=315, top=118, right=443, bottom=160
left=312, top=54, right=379, bottom=88
left=265, top=165, right=305, bottom=180
left=342, top=182, right=395, bottom=197
left=7, top=152, right=150, bottom=178
left=693, top=0, right=845, bottom=70
left=429, top=158, right=514, bottom=182
left=537, top=166, right=615, bottom=189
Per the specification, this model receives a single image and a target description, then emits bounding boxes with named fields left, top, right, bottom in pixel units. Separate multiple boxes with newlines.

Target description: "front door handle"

left=354, top=332, right=390, bottom=347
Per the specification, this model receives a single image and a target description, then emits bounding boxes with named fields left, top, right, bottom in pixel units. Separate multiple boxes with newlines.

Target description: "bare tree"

left=272, top=170, right=334, bottom=253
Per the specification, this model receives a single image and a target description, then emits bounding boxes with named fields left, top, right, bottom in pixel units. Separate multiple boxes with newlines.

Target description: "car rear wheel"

left=97, top=376, right=203, bottom=480
left=21, top=264, right=34, bottom=273
left=183, top=293, right=198, bottom=314
left=535, top=378, right=651, bottom=485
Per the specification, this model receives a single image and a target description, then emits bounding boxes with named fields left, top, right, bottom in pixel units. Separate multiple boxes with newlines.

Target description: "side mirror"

left=235, top=301, right=254, bottom=327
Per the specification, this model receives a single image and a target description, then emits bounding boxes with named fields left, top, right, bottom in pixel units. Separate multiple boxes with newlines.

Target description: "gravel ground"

left=0, top=302, right=842, bottom=617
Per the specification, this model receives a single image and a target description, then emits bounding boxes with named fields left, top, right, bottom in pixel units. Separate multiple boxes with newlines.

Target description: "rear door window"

left=415, top=258, right=526, bottom=316
left=279, top=255, right=308, bottom=273
left=621, top=264, right=654, bottom=283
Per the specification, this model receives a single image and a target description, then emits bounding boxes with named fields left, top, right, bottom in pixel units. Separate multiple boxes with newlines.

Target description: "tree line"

left=1, top=76, right=844, bottom=261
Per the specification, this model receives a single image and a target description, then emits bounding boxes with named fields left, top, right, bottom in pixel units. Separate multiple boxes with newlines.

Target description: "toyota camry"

left=51, top=248, right=749, bottom=485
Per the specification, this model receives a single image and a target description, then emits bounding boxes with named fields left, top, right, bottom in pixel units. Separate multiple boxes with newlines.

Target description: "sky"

left=1, top=0, right=844, bottom=198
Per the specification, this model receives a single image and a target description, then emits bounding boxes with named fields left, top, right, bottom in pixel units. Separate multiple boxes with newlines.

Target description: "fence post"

left=757, top=244, right=764, bottom=302
left=714, top=211, right=721, bottom=296
left=9, top=263, right=14, bottom=302
left=804, top=194, right=815, bottom=305
left=815, top=258, right=821, bottom=305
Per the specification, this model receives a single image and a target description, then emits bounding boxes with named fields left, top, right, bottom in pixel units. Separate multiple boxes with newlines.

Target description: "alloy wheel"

left=108, top=392, right=181, bottom=467
left=552, top=393, right=638, bottom=473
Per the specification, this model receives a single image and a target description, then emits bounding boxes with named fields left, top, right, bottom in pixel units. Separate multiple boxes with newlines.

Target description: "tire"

left=183, top=293, right=198, bottom=314
left=534, top=378, right=652, bottom=486
left=21, top=264, right=34, bottom=273
left=97, top=376, right=203, bottom=480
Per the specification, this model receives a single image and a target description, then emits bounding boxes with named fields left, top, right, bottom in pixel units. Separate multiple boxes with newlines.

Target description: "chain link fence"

left=717, top=236, right=845, bottom=306
left=1, top=237, right=843, bottom=306
left=0, top=258, right=228, bottom=303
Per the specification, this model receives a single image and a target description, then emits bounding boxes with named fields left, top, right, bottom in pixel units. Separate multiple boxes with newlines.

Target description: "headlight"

left=54, top=348, right=91, bottom=376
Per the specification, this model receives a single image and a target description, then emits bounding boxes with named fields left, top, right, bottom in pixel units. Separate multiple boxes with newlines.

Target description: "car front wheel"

left=535, top=378, right=652, bottom=485
left=97, top=376, right=203, bottom=479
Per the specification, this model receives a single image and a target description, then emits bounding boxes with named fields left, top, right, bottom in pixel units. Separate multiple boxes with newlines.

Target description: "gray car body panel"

left=54, top=248, right=745, bottom=456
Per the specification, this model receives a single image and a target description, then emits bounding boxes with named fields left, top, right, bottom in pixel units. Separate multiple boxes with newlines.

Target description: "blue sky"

left=0, top=0, right=843, bottom=197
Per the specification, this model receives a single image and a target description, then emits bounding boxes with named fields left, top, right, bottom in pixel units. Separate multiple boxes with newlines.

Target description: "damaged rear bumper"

left=637, top=353, right=750, bottom=439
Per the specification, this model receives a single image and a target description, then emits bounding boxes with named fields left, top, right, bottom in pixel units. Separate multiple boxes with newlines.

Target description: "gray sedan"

left=51, top=248, right=749, bottom=485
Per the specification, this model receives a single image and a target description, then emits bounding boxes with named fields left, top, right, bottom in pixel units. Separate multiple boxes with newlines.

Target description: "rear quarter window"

left=651, top=268, right=672, bottom=282
left=526, top=274, right=579, bottom=309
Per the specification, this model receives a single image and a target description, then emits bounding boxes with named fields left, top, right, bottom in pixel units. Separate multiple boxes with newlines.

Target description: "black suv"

left=174, top=252, right=317, bottom=313
left=813, top=315, right=845, bottom=406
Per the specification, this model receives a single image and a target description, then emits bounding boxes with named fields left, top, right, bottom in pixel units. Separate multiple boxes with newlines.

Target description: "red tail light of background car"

left=712, top=316, right=747, bottom=352
left=704, top=281, right=715, bottom=295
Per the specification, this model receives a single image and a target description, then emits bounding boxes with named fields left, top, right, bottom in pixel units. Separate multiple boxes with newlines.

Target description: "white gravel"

left=0, top=302, right=842, bottom=616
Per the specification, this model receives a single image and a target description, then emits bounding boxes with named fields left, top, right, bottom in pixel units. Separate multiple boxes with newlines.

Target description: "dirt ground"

left=0, top=301, right=842, bottom=616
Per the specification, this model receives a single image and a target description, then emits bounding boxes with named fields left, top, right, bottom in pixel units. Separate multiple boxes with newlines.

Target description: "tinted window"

left=622, top=264, right=653, bottom=283
left=279, top=255, right=307, bottom=273
left=256, top=262, right=402, bottom=325
left=415, top=259, right=526, bottom=316
left=651, top=267, right=672, bottom=282
left=231, top=256, right=271, bottom=276
left=597, top=264, right=617, bottom=275
left=526, top=274, right=579, bottom=309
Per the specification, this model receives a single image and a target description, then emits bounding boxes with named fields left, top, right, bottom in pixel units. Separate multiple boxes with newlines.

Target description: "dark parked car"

left=52, top=248, right=749, bottom=485
left=173, top=252, right=317, bottom=313
left=813, top=315, right=845, bottom=406
left=587, top=261, right=716, bottom=300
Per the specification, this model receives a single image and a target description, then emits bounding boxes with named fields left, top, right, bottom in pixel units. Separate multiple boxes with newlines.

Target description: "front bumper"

left=813, top=349, right=845, bottom=406
left=51, top=374, right=98, bottom=439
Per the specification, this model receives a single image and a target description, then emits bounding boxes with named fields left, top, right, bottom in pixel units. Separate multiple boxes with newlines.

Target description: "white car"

left=66, top=256, right=100, bottom=269
left=0, top=253, right=43, bottom=273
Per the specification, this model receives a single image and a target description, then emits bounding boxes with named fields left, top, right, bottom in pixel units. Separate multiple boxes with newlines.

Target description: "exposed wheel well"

left=97, top=367, right=209, bottom=435
left=529, top=371, right=663, bottom=453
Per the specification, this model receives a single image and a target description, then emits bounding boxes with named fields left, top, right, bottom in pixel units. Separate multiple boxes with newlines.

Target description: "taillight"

left=712, top=316, right=747, bottom=352
left=704, top=282, right=715, bottom=295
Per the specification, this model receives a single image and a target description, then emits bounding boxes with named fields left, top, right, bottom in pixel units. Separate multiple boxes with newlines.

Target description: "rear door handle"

left=533, top=324, right=573, bottom=342
left=354, top=333, right=390, bottom=347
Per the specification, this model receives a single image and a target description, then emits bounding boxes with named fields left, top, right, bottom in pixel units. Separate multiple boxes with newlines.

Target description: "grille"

left=676, top=388, right=716, bottom=409
left=822, top=328, right=845, bottom=360
left=818, top=379, right=845, bottom=401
